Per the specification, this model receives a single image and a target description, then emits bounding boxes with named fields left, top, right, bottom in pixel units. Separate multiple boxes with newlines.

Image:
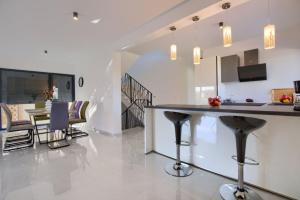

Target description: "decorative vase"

left=45, top=100, right=52, bottom=111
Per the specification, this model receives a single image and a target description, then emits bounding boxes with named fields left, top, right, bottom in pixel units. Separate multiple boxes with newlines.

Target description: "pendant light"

left=221, top=2, right=232, bottom=47
left=223, top=26, right=232, bottom=47
left=193, top=47, right=201, bottom=65
left=73, top=12, right=79, bottom=21
left=169, top=26, right=177, bottom=61
left=264, top=0, right=275, bottom=49
left=192, top=16, right=201, bottom=65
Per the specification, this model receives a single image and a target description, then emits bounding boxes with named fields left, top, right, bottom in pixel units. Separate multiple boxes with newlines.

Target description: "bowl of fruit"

left=279, top=95, right=293, bottom=104
left=208, top=96, right=221, bottom=107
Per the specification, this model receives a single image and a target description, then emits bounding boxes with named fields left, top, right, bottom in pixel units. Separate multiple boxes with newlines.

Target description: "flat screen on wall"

left=238, top=64, right=267, bottom=82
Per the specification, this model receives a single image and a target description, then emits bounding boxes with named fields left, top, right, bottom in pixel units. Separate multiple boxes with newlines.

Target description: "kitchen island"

left=144, top=104, right=300, bottom=199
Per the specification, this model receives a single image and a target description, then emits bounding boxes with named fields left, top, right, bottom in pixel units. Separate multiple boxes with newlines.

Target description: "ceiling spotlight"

left=219, top=22, right=224, bottom=29
left=44, top=50, right=48, bottom=55
left=90, top=18, right=102, bottom=24
left=221, top=2, right=231, bottom=10
left=169, top=26, right=176, bottom=31
left=73, top=12, right=79, bottom=21
left=192, top=16, right=200, bottom=22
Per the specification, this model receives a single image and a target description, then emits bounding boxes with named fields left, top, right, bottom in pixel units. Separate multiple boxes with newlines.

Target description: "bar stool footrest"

left=232, top=155, right=259, bottom=165
left=179, top=140, right=191, bottom=146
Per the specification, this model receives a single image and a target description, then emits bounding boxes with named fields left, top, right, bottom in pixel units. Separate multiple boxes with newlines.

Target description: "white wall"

left=121, top=52, right=139, bottom=76
left=205, top=27, right=300, bottom=103
left=127, top=51, right=191, bottom=105
left=192, top=56, right=218, bottom=105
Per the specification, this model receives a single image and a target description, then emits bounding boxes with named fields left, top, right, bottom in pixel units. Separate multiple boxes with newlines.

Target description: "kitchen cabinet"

left=221, top=54, right=239, bottom=82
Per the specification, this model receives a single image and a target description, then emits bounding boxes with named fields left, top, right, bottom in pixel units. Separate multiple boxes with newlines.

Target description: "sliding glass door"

left=0, top=68, right=75, bottom=104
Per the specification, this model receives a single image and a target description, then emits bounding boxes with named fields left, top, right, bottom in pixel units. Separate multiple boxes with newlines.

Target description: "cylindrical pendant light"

left=223, top=26, right=232, bottom=47
left=264, top=0, right=275, bottom=50
left=264, top=24, right=275, bottom=49
left=169, top=26, right=177, bottom=61
left=73, top=12, right=79, bottom=21
left=192, top=16, right=201, bottom=64
left=193, top=47, right=201, bottom=65
left=170, top=44, right=177, bottom=61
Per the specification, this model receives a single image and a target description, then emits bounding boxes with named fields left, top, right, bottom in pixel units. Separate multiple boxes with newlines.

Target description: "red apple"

left=208, top=96, right=221, bottom=107
left=280, top=95, right=292, bottom=104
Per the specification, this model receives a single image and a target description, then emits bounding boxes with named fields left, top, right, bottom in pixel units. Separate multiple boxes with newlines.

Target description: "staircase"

left=121, top=73, right=153, bottom=130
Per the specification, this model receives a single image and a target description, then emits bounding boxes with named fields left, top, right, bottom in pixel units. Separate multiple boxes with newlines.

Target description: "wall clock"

left=78, top=77, right=84, bottom=87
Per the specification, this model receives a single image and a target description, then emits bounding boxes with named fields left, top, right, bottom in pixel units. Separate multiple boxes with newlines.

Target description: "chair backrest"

left=50, top=102, right=69, bottom=131
left=69, top=101, right=76, bottom=118
left=0, top=103, right=12, bottom=131
left=74, top=101, right=82, bottom=119
left=69, top=101, right=76, bottom=111
left=35, top=101, right=45, bottom=109
left=80, top=101, right=89, bottom=120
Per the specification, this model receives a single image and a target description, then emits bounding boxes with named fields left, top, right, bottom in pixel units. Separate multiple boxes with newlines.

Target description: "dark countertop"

left=145, top=104, right=300, bottom=117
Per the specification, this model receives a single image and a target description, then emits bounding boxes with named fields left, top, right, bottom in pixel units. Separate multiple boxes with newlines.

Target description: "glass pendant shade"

left=170, top=44, right=177, bottom=60
left=193, top=47, right=201, bottom=65
left=223, top=26, right=232, bottom=47
left=264, top=24, right=275, bottom=49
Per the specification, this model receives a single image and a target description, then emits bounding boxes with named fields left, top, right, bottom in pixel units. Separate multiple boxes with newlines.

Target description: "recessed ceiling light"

left=221, top=2, right=231, bottom=10
left=90, top=18, right=102, bottom=24
left=73, top=12, right=79, bottom=21
left=44, top=50, right=48, bottom=55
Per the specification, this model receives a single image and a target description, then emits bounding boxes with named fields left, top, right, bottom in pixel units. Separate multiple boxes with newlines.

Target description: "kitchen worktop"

left=145, top=104, right=300, bottom=117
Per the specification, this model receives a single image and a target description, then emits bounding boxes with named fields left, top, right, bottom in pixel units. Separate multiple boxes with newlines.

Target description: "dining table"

left=25, top=108, right=75, bottom=148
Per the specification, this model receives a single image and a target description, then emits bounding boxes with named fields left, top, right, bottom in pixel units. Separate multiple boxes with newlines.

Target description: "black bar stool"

left=164, top=111, right=192, bottom=177
left=219, top=116, right=266, bottom=200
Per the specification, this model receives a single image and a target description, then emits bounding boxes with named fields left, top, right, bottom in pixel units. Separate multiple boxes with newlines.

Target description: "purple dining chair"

left=47, top=101, right=70, bottom=149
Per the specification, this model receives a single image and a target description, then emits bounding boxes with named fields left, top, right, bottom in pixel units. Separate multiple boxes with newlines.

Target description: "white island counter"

left=144, top=104, right=300, bottom=199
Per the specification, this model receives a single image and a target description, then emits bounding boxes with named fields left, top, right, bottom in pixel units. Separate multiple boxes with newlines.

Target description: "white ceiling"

left=129, top=0, right=300, bottom=57
left=0, top=0, right=184, bottom=65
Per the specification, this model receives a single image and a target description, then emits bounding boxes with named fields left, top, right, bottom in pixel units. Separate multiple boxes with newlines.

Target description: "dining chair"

left=47, top=102, right=70, bottom=149
left=33, top=101, right=50, bottom=144
left=69, top=101, right=77, bottom=118
left=69, top=101, right=89, bottom=138
left=0, top=103, right=34, bottom=152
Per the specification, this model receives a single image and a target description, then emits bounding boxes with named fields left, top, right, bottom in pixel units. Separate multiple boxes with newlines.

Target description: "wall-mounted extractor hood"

left=238, top=48, right=267, bottom=82
left=220, top=48, right=267, bottom=83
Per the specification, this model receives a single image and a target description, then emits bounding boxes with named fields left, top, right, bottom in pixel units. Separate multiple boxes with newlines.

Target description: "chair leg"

left=70, top=124, right=89, bottom=139
left=3, top=129, right=34, bottom=152
left=65, top=129, right=69, bottom=140
left=34, top=119, right=42, bottom=144
left=47, top=129, right=70, bottom=149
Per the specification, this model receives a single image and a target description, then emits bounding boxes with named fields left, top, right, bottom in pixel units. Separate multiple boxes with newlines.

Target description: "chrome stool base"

left=220, top=184, right=263, bottom=200
left=165, top=163, right=193, bottom=177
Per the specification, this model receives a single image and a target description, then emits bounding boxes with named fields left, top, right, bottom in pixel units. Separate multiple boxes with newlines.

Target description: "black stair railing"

left=121, top=73, right=153, bottom=105
left=121, top=73, right=153, bottom=130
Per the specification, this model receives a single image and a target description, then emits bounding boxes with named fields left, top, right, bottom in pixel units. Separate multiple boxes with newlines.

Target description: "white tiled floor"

left=0, top=128, right=289, bottom=200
